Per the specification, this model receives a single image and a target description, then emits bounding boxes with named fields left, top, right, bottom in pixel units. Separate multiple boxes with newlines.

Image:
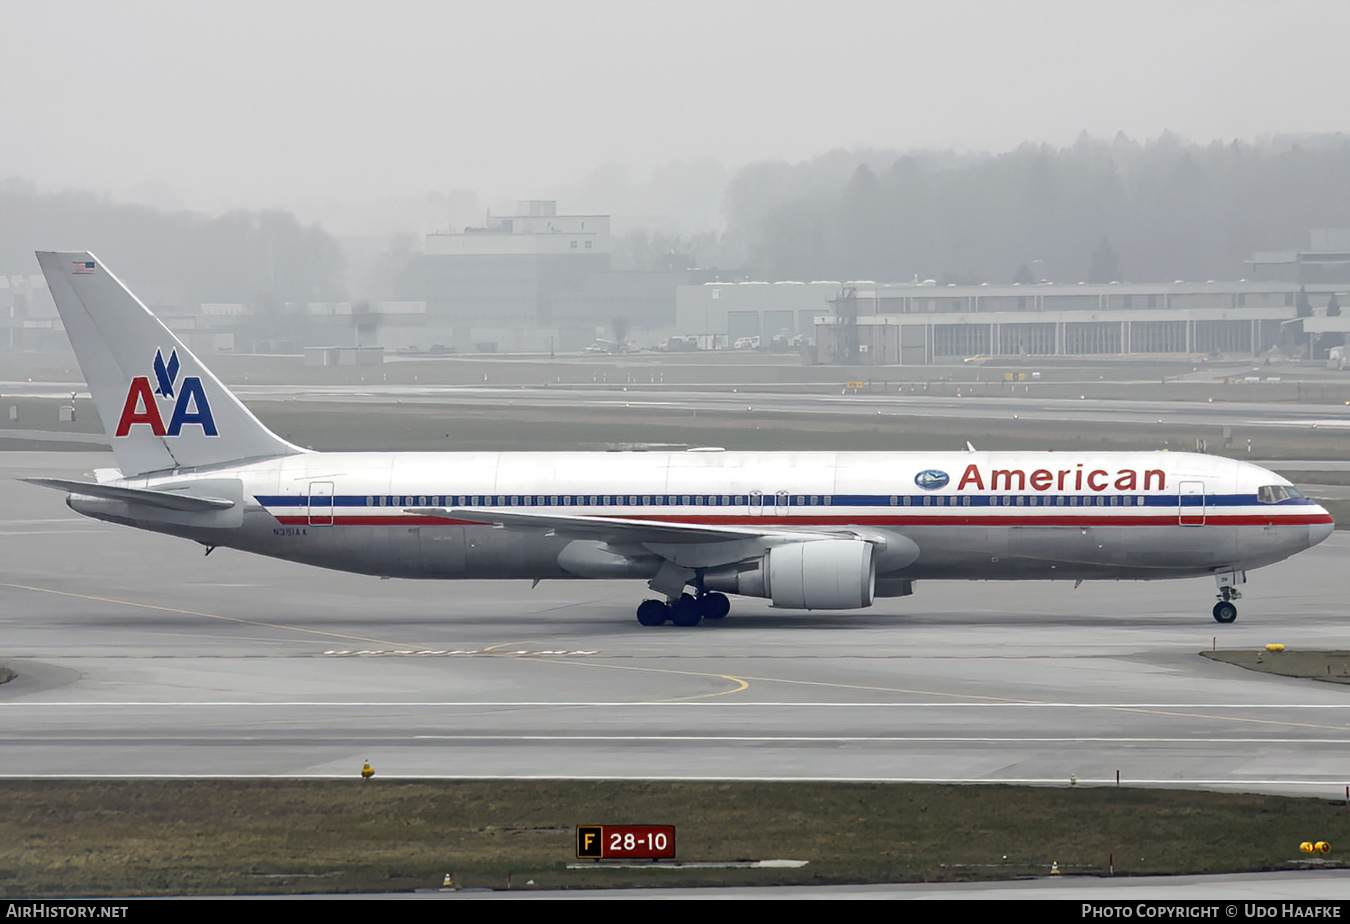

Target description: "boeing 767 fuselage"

left=27, top=252, right=1333, bottom=627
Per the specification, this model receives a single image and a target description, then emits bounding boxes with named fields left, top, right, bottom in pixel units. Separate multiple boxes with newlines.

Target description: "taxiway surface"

left=10, top=378, right=1350, bottom=431
left=4, top=450, right=1350, bottom=795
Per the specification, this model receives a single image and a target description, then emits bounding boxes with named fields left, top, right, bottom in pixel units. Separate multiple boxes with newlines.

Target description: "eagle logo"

left=914, top=469, right=950, bottom=490
left=152, top=349, right=180, bottom=399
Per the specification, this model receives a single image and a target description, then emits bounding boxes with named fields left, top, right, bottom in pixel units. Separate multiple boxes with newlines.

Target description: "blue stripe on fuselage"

left=253, top=493, right=1317, bottom=509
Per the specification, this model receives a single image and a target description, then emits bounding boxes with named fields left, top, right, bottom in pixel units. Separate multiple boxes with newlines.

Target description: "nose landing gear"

left=1212, top=571, right=1244, bottom=623
left=1212, top=597, right=1238, bottom=624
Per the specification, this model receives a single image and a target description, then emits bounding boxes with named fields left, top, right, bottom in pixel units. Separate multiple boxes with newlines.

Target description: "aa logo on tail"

left=115, top=349, right=218, bottom=437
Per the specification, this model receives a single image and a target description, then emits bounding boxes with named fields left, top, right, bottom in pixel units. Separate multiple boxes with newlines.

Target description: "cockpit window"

left=1258, top=485, right=1302, bottom=504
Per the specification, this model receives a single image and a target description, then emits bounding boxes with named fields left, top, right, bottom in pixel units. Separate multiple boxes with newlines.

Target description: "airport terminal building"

left=677, top=279, right=1347, bottom=363
left=416, top=200, right=688, bottom=352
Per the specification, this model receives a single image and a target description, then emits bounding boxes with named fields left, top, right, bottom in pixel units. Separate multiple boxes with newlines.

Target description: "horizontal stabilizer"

left=23, top=477, right=236, bottom=512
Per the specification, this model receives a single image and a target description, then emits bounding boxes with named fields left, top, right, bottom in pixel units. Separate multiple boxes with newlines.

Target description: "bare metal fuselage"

left=34, top=250, right=1334, bottom=624
left=69, top=449, right=1331, bottom=589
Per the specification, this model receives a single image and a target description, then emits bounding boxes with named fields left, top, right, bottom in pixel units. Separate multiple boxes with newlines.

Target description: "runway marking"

left=0, top=773, right=1344, bottom=791
left=663, top=670, right=1350, bottom=733
left=0, top=581, right=414, bottom=648
left=1101, top=704, right=1350, bottom=735
left=707, top=670, right=1070, bottom=705
left=539, top=658, right=751, bottom=700
left=476, top=638, right=750, bottom=699
left=2, top=701, right=1348, bottom=708
left=479, top=635, right=751, bottom=699
left=1252, top=419, right=1350, bottom=429
left=402, top=735, right=1350, bottom=744
left=0, top=516, right=85, bottom=524
left=322, top=649, right=602, bottom=656
left=0, top=735, right=1347, bottom=745
left=3, top=696, right=1345, bottom=731
left=0, top=529, right=117, bottom=536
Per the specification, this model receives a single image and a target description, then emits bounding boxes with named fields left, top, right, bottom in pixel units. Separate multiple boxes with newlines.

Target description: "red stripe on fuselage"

left=270, top=513, right=1334, bottom=528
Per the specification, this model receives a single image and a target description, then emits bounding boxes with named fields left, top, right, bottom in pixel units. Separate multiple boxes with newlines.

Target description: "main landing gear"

left=635, top=592, right=731, bottom=627
left=1212, top=571, right=1244, bottom=624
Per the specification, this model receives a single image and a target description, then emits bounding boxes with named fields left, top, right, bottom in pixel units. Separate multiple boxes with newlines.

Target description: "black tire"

left=670, top=593, right=702, bottom=627
left=1212, top=601, right=1238, bottom=624
left=637, top=599, right=669, bottom=627
left=700, top=592, right=731, bottom=620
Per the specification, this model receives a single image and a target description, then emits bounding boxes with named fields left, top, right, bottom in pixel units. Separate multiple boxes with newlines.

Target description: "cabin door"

left=308, top=481, right=334, bottom=526
left=749, top=490, right=765, bottom=517
left=1178, top=481, right=1206, bottom=527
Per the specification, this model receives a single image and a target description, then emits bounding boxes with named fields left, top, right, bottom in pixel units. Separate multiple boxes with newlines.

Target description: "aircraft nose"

left=1310, top=515, right=1334, bottom=548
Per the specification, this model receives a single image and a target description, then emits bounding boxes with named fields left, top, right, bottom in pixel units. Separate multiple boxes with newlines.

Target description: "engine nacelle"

left=705, top=539, right=876, bottom=610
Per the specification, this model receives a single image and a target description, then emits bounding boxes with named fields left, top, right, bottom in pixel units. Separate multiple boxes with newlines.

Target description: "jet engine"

left=704, top=538, right=876, bottom=609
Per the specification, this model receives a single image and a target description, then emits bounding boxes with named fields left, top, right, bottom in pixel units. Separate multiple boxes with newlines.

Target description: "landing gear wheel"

left=1212, top=601, right=1238, bottom=624
left=699, top=592, right=731, bottom=620
left=669, top=593, right=703, bottom=627
left=636, top=599, right=669, bottom=627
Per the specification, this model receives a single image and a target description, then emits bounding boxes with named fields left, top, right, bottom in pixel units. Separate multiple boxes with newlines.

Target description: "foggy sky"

left=4, top=0, right=1349, bottom=222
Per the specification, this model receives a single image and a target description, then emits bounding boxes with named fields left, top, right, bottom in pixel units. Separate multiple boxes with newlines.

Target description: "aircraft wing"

left=409, top=506, right=909, bottom=601
left=406, top=506, right=842, bottom=544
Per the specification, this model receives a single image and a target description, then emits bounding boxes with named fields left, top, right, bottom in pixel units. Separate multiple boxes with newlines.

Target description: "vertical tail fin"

left=36, top=251, right=306, bottom=476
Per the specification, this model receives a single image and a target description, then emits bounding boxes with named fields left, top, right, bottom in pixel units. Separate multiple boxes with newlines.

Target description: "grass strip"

left=1203, top=649, right=1350, bottom=685
left=1, top=780, right=1347, bottom=896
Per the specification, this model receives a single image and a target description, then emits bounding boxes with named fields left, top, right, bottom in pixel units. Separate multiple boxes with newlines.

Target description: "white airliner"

left=27, top=251, right=1334, bottom=626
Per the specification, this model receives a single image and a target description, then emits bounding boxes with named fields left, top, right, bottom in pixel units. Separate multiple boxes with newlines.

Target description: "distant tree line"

left=719, top=133, right=1350, bottom=285
left=0, top=180, right=345, bottom=307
